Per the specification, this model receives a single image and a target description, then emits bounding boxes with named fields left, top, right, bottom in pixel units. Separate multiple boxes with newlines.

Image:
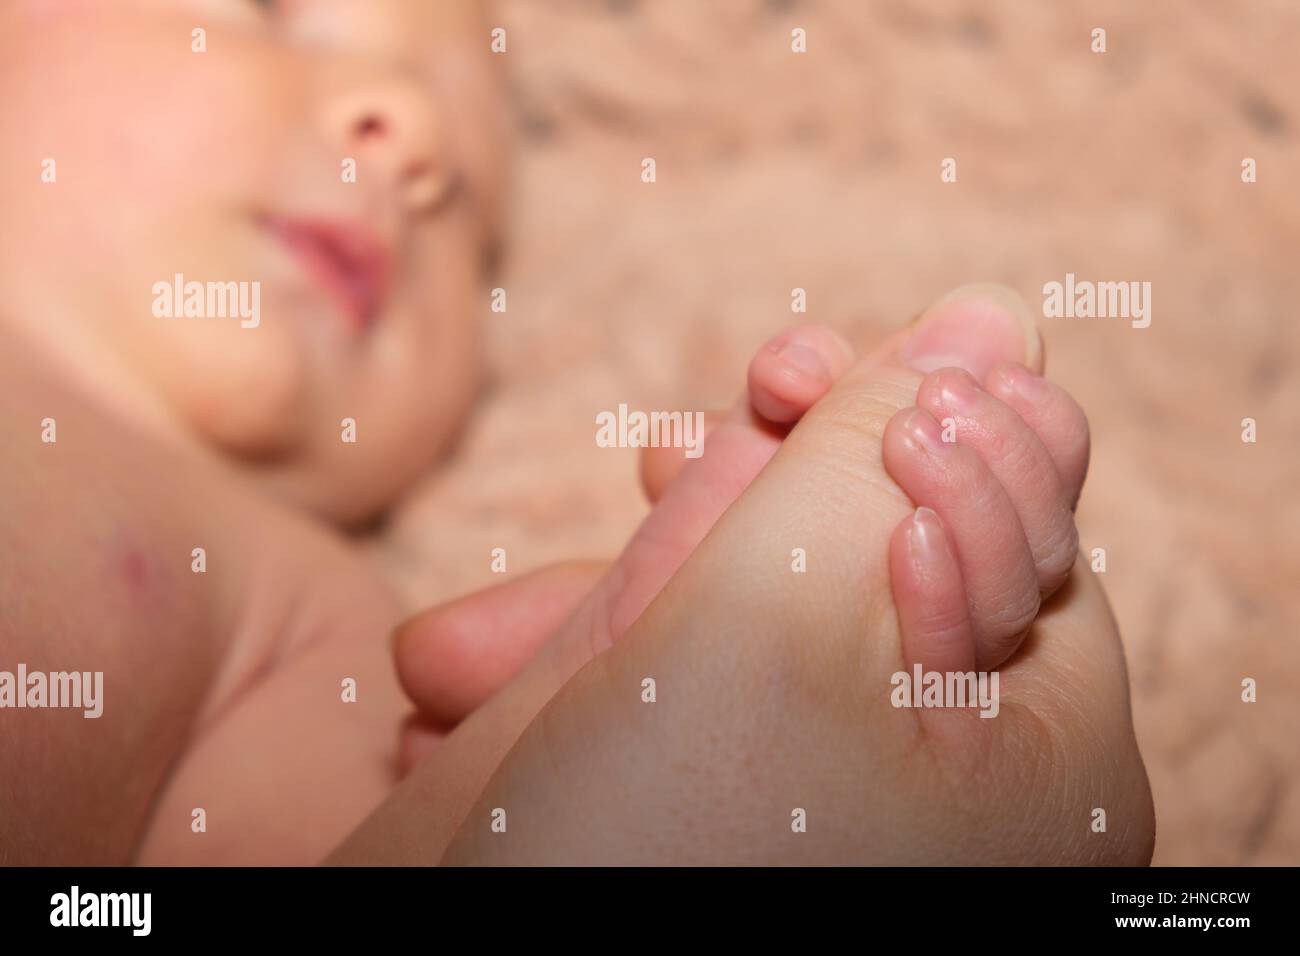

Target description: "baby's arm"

left=0, top=339, right=235, bottom=863
left=0, top=338, right=407, bottom=865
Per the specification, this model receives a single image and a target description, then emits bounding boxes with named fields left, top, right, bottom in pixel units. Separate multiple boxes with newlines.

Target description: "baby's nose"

left=319, top=74, right=451, bottom=212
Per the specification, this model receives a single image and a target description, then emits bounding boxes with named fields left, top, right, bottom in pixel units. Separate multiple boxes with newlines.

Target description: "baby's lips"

left=899, top=283, right=1043, bottom=380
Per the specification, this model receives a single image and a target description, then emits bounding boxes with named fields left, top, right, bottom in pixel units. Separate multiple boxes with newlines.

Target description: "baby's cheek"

left=20, top=1, right=286, bottom=199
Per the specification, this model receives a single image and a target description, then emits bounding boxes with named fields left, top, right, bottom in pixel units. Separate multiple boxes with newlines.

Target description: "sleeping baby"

left=0, top=0, right=1152, bottom=866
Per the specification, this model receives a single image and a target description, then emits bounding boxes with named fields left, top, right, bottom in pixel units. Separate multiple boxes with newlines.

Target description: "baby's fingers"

left=640, top=413, right=722, bottom=504
left=916, top=367, right=1078, bottom=597
left=882, top=407, right=1041, bottom=670
left=394, top=560, right=607, bottom=727
left=889, top=507, right=975, bottom=674
left=747, top=324, right=856, bottom=423
left=640, top=324, right=854, bottom=503
left=984, top=363, right=1091, bottom=510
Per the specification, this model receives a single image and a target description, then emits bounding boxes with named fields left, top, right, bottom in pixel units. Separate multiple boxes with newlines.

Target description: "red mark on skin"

left=107, top=535, right=175, bottom=616
left=118, top=548, right=152, bottom=601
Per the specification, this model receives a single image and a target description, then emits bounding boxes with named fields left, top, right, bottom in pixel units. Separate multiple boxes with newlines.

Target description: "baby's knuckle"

left=983, top=589, right=1040, bottom=656
left=1036, top=521, right=1079, bottom=586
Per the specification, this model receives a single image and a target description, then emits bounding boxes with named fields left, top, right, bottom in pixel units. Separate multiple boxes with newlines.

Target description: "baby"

left=0, top=0, right=1151, bottom=865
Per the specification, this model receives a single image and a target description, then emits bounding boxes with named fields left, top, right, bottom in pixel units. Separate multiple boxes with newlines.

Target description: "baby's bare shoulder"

left=0, top=346, right=395, bottom=862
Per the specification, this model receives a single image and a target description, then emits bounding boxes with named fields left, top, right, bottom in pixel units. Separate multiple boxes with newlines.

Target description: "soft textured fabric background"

left=373, top=0, right=1300, bottom=865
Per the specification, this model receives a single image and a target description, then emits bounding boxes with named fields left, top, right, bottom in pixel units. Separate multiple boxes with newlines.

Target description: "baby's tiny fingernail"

left=901, top=284, right=1036, bottom=379
left=908, top=507, right=947, bottom=563
left=777, top=342, right=829, bottom=381
left=936, top=368, right=982, bottom=411
left=992, top=362, right=1047, bottom=400
left=903, top=408, right=948, bottom=453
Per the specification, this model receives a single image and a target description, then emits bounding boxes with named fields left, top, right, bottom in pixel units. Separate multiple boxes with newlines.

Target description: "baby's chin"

left=248, top=443, right=439, bottom=529
left=240, top=386, right=474, bottom=529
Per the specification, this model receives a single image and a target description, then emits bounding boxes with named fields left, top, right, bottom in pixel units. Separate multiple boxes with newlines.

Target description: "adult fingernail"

left=900, top=283, right=1041, bottom=380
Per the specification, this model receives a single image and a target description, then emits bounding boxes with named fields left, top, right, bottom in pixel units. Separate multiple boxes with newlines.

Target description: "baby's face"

left=0, top=0, right=505, bottom=522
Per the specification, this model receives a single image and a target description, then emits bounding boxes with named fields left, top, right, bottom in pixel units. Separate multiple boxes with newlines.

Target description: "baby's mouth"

left=262, top=216, right=392, bottom=331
